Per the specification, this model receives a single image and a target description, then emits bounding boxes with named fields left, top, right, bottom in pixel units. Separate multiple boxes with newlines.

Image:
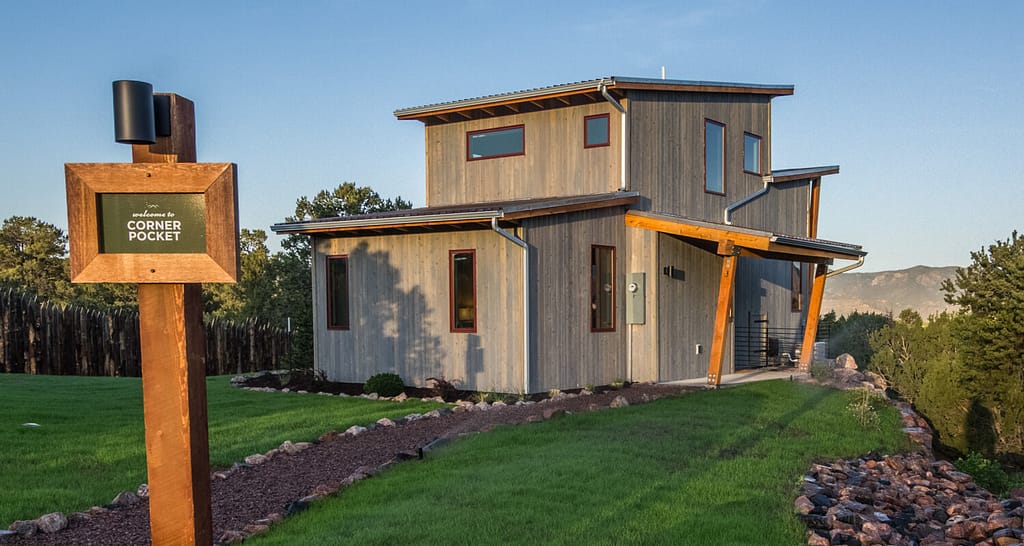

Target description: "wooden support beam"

left=799, top=263, right=829, bottom=371
left=707, top=254, right=737, bottom=386
left=809, top=178, right=822, bottom=239
left=133, top=94, right=213, bottom=545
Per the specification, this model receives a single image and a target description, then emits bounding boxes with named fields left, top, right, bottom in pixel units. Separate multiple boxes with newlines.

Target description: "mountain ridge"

left=822, top=265, right=959, bottom=318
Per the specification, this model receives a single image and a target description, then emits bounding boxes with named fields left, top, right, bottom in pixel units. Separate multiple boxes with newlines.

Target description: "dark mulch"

left=2, top=382, right=699, bottom=545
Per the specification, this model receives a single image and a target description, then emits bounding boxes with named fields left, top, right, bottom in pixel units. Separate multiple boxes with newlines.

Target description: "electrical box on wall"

left=626, top=272, right=645, bottom=324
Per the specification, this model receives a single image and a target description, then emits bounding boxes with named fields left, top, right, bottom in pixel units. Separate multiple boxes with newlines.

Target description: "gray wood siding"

left=626, top=91, right=807, bottom=236
left=733, top=257, right=808, bottom=366
left=524, top=207, right=627, bottom=390
left=656, top=233, right=730, bottom=381
left=312, top=231, right=523, bottom=392
left=626, top=226, right=660, bottom=383
left=425, top=103, right=621, bottom=206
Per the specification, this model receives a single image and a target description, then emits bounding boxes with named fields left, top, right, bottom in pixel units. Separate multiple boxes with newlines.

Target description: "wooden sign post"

left=65, top=92, right=239, bottom=545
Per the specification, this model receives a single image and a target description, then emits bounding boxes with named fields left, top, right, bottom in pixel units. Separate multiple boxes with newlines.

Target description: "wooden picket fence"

left=0, top=288, right=291, bottom=377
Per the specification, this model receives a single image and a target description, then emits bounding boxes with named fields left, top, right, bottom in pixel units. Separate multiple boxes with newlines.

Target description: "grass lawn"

left=0, top=373, right=444, bottom=525
left=250, top=381, right=913, bottom=546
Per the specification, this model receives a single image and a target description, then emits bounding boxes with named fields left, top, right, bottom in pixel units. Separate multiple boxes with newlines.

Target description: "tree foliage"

left=820, top=310, right=891, bottom=367
left=0, top=216, right=71, bottom=301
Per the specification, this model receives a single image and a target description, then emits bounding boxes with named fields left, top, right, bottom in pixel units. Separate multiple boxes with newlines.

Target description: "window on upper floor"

left=591, top=245, right=615, bottom=332
left=584, top=114, right=610, bottom=148
left=450, top=250, right=476, bottom=332
left=744, top=132, right=762, bottom=175
left=467, top=125, right=525, bottom=160
left=326, top=255, right=350, bottom=330
left=705, top=119, right=725, bottom=194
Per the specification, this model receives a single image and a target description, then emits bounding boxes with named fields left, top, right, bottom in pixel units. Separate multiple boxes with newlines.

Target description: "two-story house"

left=271, top=76, right=866, bottom=393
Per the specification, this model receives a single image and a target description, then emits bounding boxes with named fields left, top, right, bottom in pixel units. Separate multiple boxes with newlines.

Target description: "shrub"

left=364, top=373, right=404, bottom=397
left=426, top=376, right=460, bottom=402
left=955, top=452, right=1012, bottom=495
left=809, top=362, right=834, bottom=382
left=846, top=389, right=881, bottom=430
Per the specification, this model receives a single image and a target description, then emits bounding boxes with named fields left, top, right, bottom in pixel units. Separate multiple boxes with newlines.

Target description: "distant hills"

left=822, top=265, right=959, bottom=318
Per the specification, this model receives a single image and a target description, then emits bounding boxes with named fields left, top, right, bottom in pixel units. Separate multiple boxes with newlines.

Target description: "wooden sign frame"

left=65, top=162, right=240, bottom=283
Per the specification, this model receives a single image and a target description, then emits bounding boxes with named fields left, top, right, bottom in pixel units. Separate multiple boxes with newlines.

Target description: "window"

left=744, top=132, right=761, bottom=175
left=326, top=255, right=349, bottom=330
left=590, top=245, right=615, bottom=331
left=450, top=250, right=476, bottom=332
left=791, top=262, right=803, bottom=312
left=704, top=119, right=725, bottom=194
left=584, top=114, right=610, bottom=148
left=467, top=125, right=525, bottom=160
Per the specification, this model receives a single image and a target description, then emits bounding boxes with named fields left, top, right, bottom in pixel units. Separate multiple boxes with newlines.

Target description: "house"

left=271, top=76, right=866, bottom=393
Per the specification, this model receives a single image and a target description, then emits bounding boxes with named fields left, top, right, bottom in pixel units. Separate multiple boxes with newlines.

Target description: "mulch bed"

left=2, top=381, right=698, bottom=545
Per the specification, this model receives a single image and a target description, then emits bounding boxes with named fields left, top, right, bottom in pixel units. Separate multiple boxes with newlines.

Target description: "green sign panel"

left=98, top=194, right=206, bottom=254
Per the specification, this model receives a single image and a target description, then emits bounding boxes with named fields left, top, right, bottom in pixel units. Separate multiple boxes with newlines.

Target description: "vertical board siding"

left=313, top=231, right=523, bottom=392
left=626, top=227, right=660, bottom=383
left=733, top=257, right=807, bottom=361
left=656, top=234, right=728, bottom=381
left=524, top=207, right=627, bottom=390
left=425, top=103, right=621, bottom=206
left=0, top=288, right=289, bottom=376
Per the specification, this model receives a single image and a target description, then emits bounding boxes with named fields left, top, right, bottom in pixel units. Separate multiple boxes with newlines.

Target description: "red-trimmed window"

left=467, top=125, right=525, bottom=161
left=326, top=255, right=350, bottom=330
left=591, top=245, right=615, bottom=332
left=450, top=250, right=476, bottom=332
left=744, top=132, right=762, bottom=175
left=704, top=119, right=726, bottom=194
left=584, top=114, right=610, bottom=148
left=791, top=262, right=803, bottom=312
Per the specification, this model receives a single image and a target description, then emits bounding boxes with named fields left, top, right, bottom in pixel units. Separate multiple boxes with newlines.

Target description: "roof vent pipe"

left=724, top=177, right=771, bottom=225
left=598, top=80, right=628, bottom=191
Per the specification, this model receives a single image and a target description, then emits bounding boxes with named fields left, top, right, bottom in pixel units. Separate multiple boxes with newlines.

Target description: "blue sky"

left=2, top=1, right=1021, bottom=272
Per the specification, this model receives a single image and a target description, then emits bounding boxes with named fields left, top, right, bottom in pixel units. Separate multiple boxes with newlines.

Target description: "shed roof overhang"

left=395, top=76, right=795, bottom=125
left=271, top=192, right=640, bottom=238
left=624, top=210, right=865, bottom=264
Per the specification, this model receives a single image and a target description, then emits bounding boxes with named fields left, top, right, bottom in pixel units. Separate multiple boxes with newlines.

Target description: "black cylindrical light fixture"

left=112, top=80, right=156, bottom=144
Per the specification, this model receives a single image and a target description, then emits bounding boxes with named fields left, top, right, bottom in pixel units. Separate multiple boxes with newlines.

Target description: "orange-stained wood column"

left=707, top=251, right=738, bottom=386
left=799, top=263, right=829, bottom=371
left=133, top=93, right=213, bottom=545
left=138, top=284, right=211, bottom=545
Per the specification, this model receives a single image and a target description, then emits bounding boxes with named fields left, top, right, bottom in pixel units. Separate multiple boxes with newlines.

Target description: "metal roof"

left=270, top=192, right=639, bottom=235
left=770, top=166, right=840, bottom=183
left=395, top=76, right=795, bottom=120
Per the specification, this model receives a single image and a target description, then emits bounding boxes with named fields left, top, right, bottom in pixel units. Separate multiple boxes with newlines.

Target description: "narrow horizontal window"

left=326, top=255, right=349, bottom=330
left=591, top=245, right=615, bottom=332
left=584, top=114, right=610, bottom=148
left=705, top=119, right=725, bottom=194
left=744, top=132, right=761, bottom=175
left=450, top=250, right=476, bottom=332
left=467, top=125, right=524, bottom=160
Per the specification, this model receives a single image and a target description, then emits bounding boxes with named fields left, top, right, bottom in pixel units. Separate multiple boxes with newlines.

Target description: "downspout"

left=826, top=256, right=865, bottom=278
left=492, top=217, right=531, bottom=393
left=599, top=80, right=628, bottom=191
left=724, top=176, right=771, bottom=225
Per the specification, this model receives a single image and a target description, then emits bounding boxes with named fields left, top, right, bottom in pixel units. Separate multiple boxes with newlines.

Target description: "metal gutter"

left=770, top=234, right=866, bottom=257
left=491, top=218, right=531, bottom=394
left=598, top=79, right=628, bottom=191
left=724, top=178, right=770, bottom=225
left=270, top=210, right=502, bottom=234
left=827, top=256, right=866, bottom=277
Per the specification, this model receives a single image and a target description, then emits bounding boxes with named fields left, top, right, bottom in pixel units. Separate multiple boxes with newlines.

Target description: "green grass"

left=0, top=374, right=444, bottom=524
left=250, top=381, right=913, bottom=546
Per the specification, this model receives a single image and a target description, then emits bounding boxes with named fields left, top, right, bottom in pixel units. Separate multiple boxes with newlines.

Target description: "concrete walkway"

left=665, top=366, right=808, bottom=388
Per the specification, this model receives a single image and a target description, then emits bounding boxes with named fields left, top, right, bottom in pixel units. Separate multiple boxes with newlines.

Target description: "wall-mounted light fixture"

left=112, top=80, right=171, bottom=144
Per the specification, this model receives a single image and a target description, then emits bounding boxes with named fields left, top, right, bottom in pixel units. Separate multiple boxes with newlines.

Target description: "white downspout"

left=724, top=177, right=771, bottom=225
left=826, top=256, right=865, bottom=278
left=599, top=80, right=628, bottom=191
left=492, top=218, right=530, bottom=394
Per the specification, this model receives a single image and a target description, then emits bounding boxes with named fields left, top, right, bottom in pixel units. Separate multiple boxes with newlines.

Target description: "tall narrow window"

left=791, top=262, right=803, bottom=312
left=705, top=119, right=725, bottom=194
left=450, top=250, right=476, bottom=332
left=584, top=114, right=610, bottom=148
left=326, top=255, right=350, bottom=330
left=591, top=245, right=615, bottom=332
left=467, top=125, right=525, bottom=160
left=744, top=132, right=761, bottom=175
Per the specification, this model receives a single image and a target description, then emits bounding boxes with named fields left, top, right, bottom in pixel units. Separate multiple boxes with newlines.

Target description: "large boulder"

left=835, top=353, right=858, bottom=370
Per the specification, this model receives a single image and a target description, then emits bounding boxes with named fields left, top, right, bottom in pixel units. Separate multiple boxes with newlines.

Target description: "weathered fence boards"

left=0, top=288, right=290, bottom=376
